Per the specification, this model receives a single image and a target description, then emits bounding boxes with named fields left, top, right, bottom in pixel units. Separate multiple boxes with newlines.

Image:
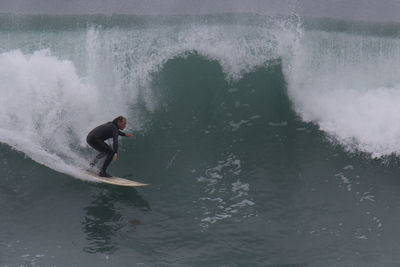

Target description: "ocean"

left=2, top=13, right=400, bottom=266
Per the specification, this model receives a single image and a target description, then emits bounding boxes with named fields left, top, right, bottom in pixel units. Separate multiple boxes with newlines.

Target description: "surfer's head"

left=113, top=116, right=127, bottom=130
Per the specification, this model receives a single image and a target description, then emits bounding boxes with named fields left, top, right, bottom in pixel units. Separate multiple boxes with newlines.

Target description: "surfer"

left=86, top=116, right=133, bottom=177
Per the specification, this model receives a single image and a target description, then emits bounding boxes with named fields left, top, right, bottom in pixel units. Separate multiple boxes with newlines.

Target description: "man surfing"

left=86, top=116, right=133, bottom=177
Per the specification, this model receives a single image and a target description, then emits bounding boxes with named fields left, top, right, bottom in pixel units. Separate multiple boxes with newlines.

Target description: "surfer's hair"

left=113, top=116, right=126, bottom=124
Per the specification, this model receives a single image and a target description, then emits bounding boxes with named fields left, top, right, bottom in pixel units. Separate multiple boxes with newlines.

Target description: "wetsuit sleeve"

left=118, top=131, right=126, bottom=136
left=113, top=128, right=119, bottom=153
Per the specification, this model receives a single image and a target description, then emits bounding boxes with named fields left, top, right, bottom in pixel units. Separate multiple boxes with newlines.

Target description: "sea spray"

left=0, top=49, right=99, bottom=178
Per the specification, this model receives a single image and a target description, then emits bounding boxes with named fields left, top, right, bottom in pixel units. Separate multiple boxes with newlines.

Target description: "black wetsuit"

left=86, top=121, right=126, bottom=174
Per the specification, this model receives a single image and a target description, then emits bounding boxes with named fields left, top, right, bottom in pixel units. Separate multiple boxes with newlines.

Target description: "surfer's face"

left=118, top=119, right=127, bottom=130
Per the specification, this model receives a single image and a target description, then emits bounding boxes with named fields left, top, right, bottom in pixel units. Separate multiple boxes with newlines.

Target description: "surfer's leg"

left=87, top=139, right=114, bottom=176
left=92, top=141, right=114, bottom=176
left=90, top=152, right=107, bottom=167
left=100, top=152, right=114, bottom=176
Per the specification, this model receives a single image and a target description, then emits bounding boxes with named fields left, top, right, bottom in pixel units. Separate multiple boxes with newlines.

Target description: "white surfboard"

left=86, top=170, right=149, bottom=187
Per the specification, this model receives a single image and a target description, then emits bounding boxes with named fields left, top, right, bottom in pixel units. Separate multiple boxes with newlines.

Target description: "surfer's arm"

left=113, top=128, right=118, bottom=161
left=113, top=130, right=119, bottom=154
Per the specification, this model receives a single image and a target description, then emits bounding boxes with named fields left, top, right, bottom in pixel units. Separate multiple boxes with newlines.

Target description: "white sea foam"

left=284, top=30, right=400, bottom=157
left=0, top=49, right=103, bottom=179
left=196, top=153, right=256, bottom=227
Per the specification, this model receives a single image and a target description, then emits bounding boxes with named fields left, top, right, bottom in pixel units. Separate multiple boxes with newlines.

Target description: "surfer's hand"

left=126, top=133, right=133, bottom=137
left=113, top=153, right=118, bottom=161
